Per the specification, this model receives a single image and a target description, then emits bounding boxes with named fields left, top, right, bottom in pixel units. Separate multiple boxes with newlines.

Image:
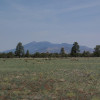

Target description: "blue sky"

left=0, top=0, right=100, bottom=51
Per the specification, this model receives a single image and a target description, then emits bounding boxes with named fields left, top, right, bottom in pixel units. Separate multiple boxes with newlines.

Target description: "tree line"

left=0, top=42, right=100, bottom=58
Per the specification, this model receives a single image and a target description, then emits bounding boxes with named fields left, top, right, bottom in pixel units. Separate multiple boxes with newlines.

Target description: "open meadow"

left=0, top=58, right=100, bottom=100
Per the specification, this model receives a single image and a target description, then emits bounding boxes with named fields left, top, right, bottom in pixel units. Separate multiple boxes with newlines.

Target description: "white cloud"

left=57, top=2, right=100, bottom=14
left=7, top=0, right=100, bottom=19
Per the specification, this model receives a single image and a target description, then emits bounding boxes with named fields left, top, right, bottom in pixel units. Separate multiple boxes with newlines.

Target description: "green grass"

left=0, top=58, right=100, bottom=100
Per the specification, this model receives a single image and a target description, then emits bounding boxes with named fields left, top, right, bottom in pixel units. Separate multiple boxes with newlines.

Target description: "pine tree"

left=71, top=42, right=80, bottom=57
left=94, top=45, right=100, bottom=57
left=15, top=42, right=24, bottom=58
left=60, top=47, right=66, bottom=57
left=25, top=50, right=30, bottom=57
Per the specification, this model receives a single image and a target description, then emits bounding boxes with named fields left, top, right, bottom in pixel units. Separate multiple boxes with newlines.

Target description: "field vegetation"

left=0, top=58, right=100, bottom=100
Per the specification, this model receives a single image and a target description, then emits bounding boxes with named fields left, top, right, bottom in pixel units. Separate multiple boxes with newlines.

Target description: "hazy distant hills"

left=4, top=41, right=94, bottom=54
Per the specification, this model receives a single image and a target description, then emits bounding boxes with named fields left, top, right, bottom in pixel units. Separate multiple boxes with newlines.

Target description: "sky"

left=0, top=0, right=100, bottom=51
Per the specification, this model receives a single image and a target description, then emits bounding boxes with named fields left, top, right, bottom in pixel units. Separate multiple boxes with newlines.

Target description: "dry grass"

left=0, top=58, right=100, bottom=100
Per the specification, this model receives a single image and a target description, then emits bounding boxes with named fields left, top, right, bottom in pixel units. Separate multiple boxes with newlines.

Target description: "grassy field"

left=0, top=58, right=100, bottom=100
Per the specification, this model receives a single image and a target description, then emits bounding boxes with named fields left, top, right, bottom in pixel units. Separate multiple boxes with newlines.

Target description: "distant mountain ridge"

left=4, top=41, right=94, bottom=54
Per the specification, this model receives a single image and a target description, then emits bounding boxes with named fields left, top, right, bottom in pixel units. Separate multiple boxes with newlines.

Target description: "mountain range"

left=4, top=41, right=94, bottom=54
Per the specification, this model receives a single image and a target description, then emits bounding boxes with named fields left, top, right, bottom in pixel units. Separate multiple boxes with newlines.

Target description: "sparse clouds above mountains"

left=0, top=0, right=100, bottom=51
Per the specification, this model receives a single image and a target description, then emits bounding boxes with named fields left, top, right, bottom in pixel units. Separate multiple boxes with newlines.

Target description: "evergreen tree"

left=82, top=51, right=91, bottom=57
left=15, top=42, right=24, bottom=58
left=94, top=45, right=100, bottom=57
left=25, top=50, right=30, bottom=57
left=60, top=47, right=66, bottom=57
left=33, top=52, right=40, bottom=58
left=7, top=52, right=14, bottom=58
left=71, top=42, right=80, bottom=57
